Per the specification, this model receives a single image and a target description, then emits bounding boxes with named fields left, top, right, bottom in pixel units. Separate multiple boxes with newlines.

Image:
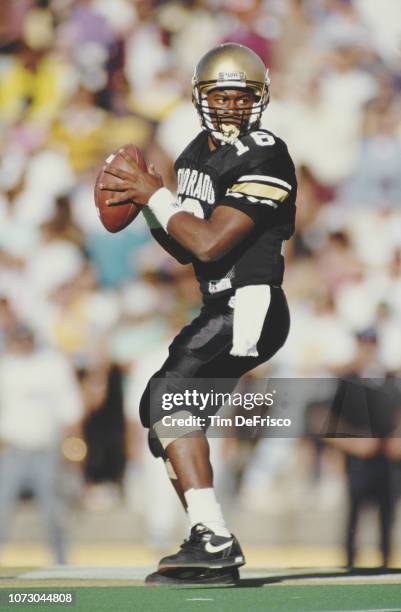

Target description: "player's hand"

left=99, top=150, right=163, bottom=206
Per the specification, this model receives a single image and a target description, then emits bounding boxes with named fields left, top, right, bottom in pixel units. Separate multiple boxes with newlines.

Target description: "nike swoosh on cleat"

left=204, top=540, right=233, bottom=554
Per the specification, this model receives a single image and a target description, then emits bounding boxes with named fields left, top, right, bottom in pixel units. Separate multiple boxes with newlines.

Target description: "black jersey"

left=154, top=128, right=297, bottom=301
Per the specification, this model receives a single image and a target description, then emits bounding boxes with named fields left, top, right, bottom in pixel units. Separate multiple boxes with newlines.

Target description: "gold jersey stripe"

left=227, top=182, right=290, bottom=202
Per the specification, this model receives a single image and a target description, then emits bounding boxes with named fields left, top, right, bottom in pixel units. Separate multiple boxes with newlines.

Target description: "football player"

left=100, top=43, right=297, bottom=585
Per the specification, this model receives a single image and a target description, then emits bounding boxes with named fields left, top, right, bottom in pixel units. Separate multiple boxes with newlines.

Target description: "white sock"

left=184, top=487, right=231, bottom=538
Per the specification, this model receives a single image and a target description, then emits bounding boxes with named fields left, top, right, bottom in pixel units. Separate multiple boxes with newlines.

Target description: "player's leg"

left=166, top=433, right=213, bottom=491
left=167, top=284, right=291, bottom=531
left=157, top=289, right=290, bottom=571
left=144, top=428, right=243, bottom=583
left=143, top=430, right=244, bottom=587
left=161, top=437, right=224, bottom=518
left=146, top=447, right=240, bottom=584
left=141, top=288, right=290, bottom=577
left=164, top=457, right=187, bottom=509
left=144, top=395, right=243, bottom=572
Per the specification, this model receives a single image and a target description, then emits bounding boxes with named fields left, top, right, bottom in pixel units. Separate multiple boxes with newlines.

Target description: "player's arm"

left=100, top=151, right=255, bottom=262
left=142, top=194, right=254, bottom=263
left=165, top=205, right=254, bottom=262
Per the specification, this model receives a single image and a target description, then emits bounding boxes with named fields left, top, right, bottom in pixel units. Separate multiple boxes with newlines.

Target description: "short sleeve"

left=218, top=153, right=297, bottom=227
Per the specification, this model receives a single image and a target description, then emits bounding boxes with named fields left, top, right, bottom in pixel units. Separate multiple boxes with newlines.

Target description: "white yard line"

left=186, top=598, right=215, bottom=602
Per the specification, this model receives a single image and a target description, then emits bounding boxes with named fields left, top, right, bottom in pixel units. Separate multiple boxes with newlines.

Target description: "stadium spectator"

left=326, top=329, right=401, bottom=567
left=0, top=324, right=83, bottom=563
left=79, top=364, right=126, bottom=510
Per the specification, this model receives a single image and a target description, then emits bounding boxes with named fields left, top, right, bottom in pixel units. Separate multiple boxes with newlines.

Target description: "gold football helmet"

left=192, top=43, right=270, bottom=144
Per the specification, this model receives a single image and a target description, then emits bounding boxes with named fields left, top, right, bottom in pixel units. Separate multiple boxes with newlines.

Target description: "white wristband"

left=147, top=187, right=181, bottom=232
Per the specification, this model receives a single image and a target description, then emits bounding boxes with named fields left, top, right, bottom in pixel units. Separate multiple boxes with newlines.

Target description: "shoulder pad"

left=203, top=129, right=289, bottom=179
left=242, top=130, right=295, bottom=181
left=240, top=129, right=288, bottom=164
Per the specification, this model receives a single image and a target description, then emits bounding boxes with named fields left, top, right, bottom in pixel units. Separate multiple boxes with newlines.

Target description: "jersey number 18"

left=233, top=131, right=275, bottom=156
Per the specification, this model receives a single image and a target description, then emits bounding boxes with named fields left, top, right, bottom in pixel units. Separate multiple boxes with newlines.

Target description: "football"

left=94, top=144, right=147, bottom=233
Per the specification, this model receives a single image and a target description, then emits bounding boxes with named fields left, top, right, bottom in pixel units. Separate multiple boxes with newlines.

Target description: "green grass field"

left=1, top=567, right=401, bottom=612
left=1, top=584, right=401, bottom=612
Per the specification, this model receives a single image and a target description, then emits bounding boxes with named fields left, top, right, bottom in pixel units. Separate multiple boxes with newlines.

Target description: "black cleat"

left=145, top=566, right=240, bottom=586
left=158, top=523, right=245, bottom=571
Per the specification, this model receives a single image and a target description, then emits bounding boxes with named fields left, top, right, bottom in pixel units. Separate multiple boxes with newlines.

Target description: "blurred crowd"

left=1, top=0, right=401, bottom=564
